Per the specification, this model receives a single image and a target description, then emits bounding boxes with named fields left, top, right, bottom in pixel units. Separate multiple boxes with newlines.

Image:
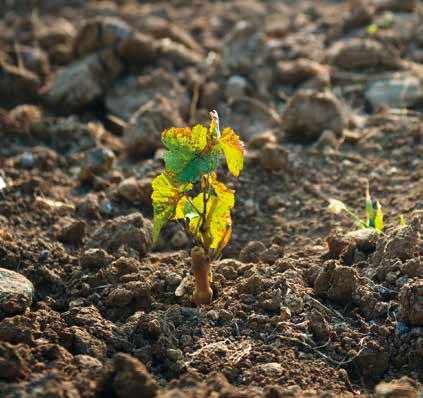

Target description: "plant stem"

left=342, top=207, right=368, bottom=228
left=191, top=246, right=213, bottom=305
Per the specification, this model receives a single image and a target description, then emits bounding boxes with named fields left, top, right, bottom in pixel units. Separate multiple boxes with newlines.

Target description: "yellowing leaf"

left=219, top=127, right=244, bottom=176
left=374, top=202, right=384, bottom=233
left=151, top=173, right=192, bottom=242
left=187, top=176, right=235, bottom=250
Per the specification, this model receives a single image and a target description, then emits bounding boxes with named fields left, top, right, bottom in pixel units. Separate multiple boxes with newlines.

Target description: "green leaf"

left=374, top=202, right=384, bottom=233
left=162, top=125, right=221, bottom=182
left=151, top=173, right=192, bottom=242
left=365, top=186, right=374, bottom=228
left=399, top=215, right=406, bottom=227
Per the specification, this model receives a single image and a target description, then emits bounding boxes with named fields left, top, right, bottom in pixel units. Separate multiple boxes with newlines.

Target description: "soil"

left=0, top=1, right=422, bottom=397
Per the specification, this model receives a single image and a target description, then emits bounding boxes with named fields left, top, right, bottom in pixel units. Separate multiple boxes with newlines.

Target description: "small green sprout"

left=151, top=110, right=244, bottom=305
left=328, top=182, right=384, bottom=233
left=367, top=12, right=394, bottom=35
left=399, top=215, right=407, bottom=228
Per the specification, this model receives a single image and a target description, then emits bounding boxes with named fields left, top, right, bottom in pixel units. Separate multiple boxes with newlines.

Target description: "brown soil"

left=0, top=1, right=422, bottom=397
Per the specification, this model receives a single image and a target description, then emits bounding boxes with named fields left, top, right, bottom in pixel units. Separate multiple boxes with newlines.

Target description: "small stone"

left=327, top=38, right=399, bottom=70
left=248, top=131, right=277, bottom=149
left=225, top=75, right=248, bottom=99
left=244, top=199, right=255, bottom=217
left=258, top=362, right=284, bottom=377
left=112, top=353, right=158, bottom=398
left=165, top=273, right=182, bottom=286
left=365, top=77, right=422, bottom=109
left=167, top=348, right=183, bottom=362
left=398, top=280, right=423, bottom=326
left=171, top=231, right=189, bottom=249
left=124, top=95, right=184, bottom=157
left=239, top=241, right=266, bottom=263
left=43, top=49, right=122, bottom=112
left=80, top=248, right=113, bottom=269
left=314, top=130, right=338, bottom=150
left=0, top=268, right=34, bottom=317
left=279, top=306, right=291, bottom=321
left=285, top=295, right=304, bottom=314
left=259, top=143, right=289, bottom=171
left=118, top=177, right=151, bottom=205
left=35, top=197, right=75, bottom=215
left=99, top=199, right=113, bottom=215
left=282, top=90, right=348, bottom=143
left=58, top=219, right=86, bottom=245
left=19, top=152, right=34, bottom=168
left=375, top=378, right=418, bottom=397
left=79, top=146, right=115, bottom=180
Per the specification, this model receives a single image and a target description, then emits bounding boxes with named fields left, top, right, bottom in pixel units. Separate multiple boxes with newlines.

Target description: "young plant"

left=328, top=182, right=384, bottom=233
left=151, top=110, right=244, bottom=305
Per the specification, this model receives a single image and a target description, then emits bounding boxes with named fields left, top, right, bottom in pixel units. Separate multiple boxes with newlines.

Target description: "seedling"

left=151, top=111, right=244, bottom=305
left=328, top=182, right=384, bottom=233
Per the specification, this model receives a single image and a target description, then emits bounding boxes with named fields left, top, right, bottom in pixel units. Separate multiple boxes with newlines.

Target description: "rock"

left=354, top=344, right=389, bottom=376
left=36, top=17, right=76, bottom=63
left=35, top=197, right=75, bottom=215
left=261, top=244, right=284, bottom=264
left=80, top=248, right=113, bottom=270
left=1, top=105, right=42, bottom=135
left=31, top=116, right=98, bottom=154
left=0, top=60, right=40, bottom=105
left=0, top=342, right=30, bottom=380
left=308, top=309, right=332, bottom=342
left=239, top=241, right=266, bottom=263
left=237, top=274, right=263, bottom=295
left=156, top=38, right=202, bottom=67
left=117, top=177, right=152, bottom=205
left=106, top=69, right=189, bottom=121
left=328, top=39, right=400, bottom=70
left=279, top=306, right=291, bottom=321
left=79, top=146, right=115, bottom=181
left=314, top=260, right=357, bottom=304
left=42, top=49, right=122, bottom=112
left=314, top=130, right=338, bottom=150
left=74, top=17, right=135, bottom=56
left=327, top=228, right=380, bottom=263
left=225, top=75, right=248, bottom=99
left=0, top=268, right=34, bottom=317
left=365, top=77, right=422, bottom=109
left=223, top=21, right=264, bottom=73
left=226, top=97, right=281, bottom=141
left=375, top=377, right=419, bottom=398
left=16, top=46, right=50, bottom=78
left=372, top=218, right=420, bottom=266
left=58, top=219, right=86, bottom=245
left=112, top=353, right=158, bottom=398
left=18, top=152, right=34, bottom=169
left=398, top=280, right=423, bottom=326
left=248, top=131, right=277, bottom=149
left=282, top=90, right=348, bottom=143
left=171, top=231, right=189, bottom=249
left=276, top=58, right=330, bottom=90
left=259, top=143, right=289, bottom=171
left=124, top=96, right=185, bottom=157
left=258, top=362, right=284, bottom=377
left=88, top=212, right=152, bottom=258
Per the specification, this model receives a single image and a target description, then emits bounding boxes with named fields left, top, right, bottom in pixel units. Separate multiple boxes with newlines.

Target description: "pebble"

left=170, top=231, right=189, bottom=249
left=19, top=152, right=34, bottom=168
left=0, top=268, right=34, bottom=316
left=225, top=75, right=248, bottom=98
left=365, top=77, right=422, bottom=109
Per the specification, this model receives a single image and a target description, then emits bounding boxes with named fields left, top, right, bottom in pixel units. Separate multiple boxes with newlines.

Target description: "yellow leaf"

left=374, top=201, right=384, bottom=233
left=151, top=173, right=192, bottom=242
left=219, top=127, right=244, bottom=176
